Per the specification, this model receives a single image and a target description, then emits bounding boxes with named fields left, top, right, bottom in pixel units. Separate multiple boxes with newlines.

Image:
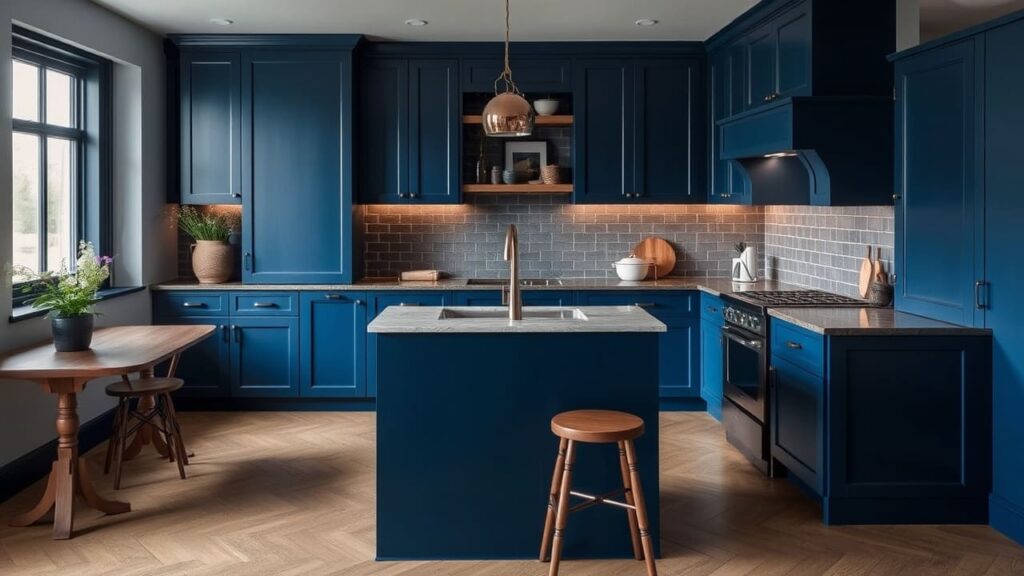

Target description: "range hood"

left=717, top=97, right=893, bottom=206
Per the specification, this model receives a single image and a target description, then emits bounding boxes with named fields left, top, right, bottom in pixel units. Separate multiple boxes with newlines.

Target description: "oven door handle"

left=722, top=326, right=764, bottom=350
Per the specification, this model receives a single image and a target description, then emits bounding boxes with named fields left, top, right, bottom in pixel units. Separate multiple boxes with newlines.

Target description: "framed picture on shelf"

left=505, top=141, right=547, bottom=182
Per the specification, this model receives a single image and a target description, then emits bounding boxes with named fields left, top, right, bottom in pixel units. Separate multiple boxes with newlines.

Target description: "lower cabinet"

left=230, top=317, right=300, bottom=398
left=157, top=316, right=232, bottom=397
left=699, top=293, right=725, bottom=419
left=300, top=292, right=367, bottom=398
left=769, top=356, right=823, bottom=494
left=367, top=291, right=448, bottom=397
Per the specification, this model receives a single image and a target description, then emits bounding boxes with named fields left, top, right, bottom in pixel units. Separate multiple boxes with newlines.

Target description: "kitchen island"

left=368, top=305, right=666, bottom=560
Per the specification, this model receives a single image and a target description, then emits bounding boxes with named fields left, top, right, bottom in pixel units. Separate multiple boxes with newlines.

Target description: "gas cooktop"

left=725, top=289, right=867, bottom=308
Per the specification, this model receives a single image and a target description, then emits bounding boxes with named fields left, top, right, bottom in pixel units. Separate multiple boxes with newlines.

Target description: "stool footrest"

left=567, top=488, right=635, bottom=514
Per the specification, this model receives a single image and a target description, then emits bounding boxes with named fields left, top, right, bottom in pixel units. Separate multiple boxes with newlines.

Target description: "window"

left=10, top=28, right=110, bottom=304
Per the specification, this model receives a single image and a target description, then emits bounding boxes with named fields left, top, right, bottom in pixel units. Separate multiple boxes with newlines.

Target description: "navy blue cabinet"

left=742, top=4, right=811, bottom=108
left=177, top=49, right=242, bottom=204
left=153, top=313, right=231, bottom=397
left=574, top=58, right=703, bottom=204
left=360, top=58, right=460, bottom=204
left=367, top=291, right=448, bottom=397
left=230, top=316, right=300, bottom=398
left=577, top=291, right=700, bottom=399
left=893, top=40, right=983, bottom=327
left=770, top=356, right=824, bottom=495
left=300, top=292, right=367, bottom=398
left=699, top=294, right=725, bottom=420
left=461, top=58, right=571, bottom=93
left=241, top=49, right=355, bottom=284
left=707, top=47, right=751, bottom=204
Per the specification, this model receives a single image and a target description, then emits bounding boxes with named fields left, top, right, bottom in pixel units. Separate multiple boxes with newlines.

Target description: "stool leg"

left=548, top=439, right=576, bottom=576
left=619, top=441, right=643, bottom=561
left=624, top=440, right=657, bottom=576
left=540, top=437, right=568, bottom=562
left=162, top=392, right=190, bottom=466
left=113, top=400, right=131, bottom=490
left=157, top=396, right=186, bottom=480
left=104, top=400, right=123, bottom=475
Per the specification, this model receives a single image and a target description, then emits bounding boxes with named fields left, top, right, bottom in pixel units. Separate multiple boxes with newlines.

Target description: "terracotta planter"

left=191, top=240, right=234, bottom=284
left=51, top=314, right=94, bottom=352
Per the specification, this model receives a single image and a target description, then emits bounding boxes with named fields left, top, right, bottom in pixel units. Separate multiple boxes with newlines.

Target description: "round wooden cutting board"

left=633, top=237, right=677, bottom=280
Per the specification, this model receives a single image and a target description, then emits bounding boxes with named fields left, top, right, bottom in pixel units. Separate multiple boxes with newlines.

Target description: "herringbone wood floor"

left=1, top=412, right=1022, bottom=575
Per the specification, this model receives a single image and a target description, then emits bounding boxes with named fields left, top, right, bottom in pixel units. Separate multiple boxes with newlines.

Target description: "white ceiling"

left=89, top=0, right=760, bottom=41
left=920, top=0, right=1024, bottom=41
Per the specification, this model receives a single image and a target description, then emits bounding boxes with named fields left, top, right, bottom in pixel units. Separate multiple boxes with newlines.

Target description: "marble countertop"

left=150, top=277, right=801, bottom=295
left=367, top=306, right=667, bottom=334
left=769, top=307, right=992, bottom=336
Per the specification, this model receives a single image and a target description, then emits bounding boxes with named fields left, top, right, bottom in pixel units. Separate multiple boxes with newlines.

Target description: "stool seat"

left=550, top=409, right=644, bottom=443
left=105, top=377, right=184, bottom=397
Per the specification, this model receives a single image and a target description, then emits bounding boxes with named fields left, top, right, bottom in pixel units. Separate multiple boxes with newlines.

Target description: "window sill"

left=9, top=286, right=146, bottom=323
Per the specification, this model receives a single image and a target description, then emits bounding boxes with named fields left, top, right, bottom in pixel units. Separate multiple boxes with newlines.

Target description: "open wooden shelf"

left=462, top=115, right=574, bottom=127
left=462, top=184, right=573, bottom=194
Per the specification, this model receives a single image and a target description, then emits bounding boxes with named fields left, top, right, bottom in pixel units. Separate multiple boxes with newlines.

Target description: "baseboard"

left=173, top=397, right=377, bottom=411
left=990, top=493, right=1024, bottom=546
left=659, top=398, right=708, bottom=412
left=0, top=407, right=116, bottom=504
left=824, top=496, right=988, bottom=525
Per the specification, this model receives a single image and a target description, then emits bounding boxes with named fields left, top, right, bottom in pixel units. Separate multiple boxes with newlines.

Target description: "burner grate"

left=734, top=290, right=866, bottom=307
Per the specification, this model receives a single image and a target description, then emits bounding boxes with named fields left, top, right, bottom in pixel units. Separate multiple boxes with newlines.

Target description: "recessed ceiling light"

left=635, top=19, right=659, bottom=27
left=209, top=18, right=234, bottom=26
left=405, top=19, right=429, bottom=27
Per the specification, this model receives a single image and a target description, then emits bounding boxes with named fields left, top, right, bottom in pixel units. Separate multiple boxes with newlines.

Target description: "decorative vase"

left=191, top=240, right=234, bottom=284
left=541, top=164, right=561, bottom=185
left=491, top=166, right=502, bottom=185
left=502, top=168, right=516, bottom=185
left=51, top=314, right=94, bottom=352
left=868, top=281, right=894, bottom=306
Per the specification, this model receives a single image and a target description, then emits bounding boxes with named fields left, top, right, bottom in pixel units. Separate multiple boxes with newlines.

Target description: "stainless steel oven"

left=722, top=325, right=767, bottom=423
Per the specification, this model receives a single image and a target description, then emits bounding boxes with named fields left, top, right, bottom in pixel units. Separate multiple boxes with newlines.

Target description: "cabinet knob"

left=706, top=306, right=719, bottom=314
left=355, top=299, right=365, bottom=306
left=231, top=191, right=241, bottom=198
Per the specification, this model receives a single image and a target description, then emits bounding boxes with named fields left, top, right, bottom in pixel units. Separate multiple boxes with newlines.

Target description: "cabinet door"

left=156, top=316, right=231, bottom=397
left=367, top=291, right=448, bottom=397
left=242, top=50, right=353, bottom=283
left=179, top=49, right=241, bottom=204
left=700, top=316, right=724, bottom=419
left=708, top=49, right=730, bottom=204
left=658, top=319, right=701, bottom=399
left=300, top=292, right=367, bottom=398
left=747, top=27, right=777, bottom=108
left=230, top=317, right=300, bottom=397
left=984, top=19, right=1024, bottom=516
left=635, top=59, right=702, bottom=202
left=409, top=60, right=460, bottom=203
left=894, top=40, right=983, bottom=326
left=360, top=59, right=408, bottom=204
left=774, top=6, right=811, bottom=98
left=574, top=60, right=634, bottom=203
left=770, top=357, right=824, bottom=495
left=461, top=58, right=571, bottom=93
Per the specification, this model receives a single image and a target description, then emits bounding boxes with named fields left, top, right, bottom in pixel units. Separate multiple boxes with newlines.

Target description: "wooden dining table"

left=0, top=324, right=215, bottom=539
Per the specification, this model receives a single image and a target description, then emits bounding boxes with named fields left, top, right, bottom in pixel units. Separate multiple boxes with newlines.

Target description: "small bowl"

left=533, top=99, right=559, bottom=116
left=612, top=256, right=651, bottom=281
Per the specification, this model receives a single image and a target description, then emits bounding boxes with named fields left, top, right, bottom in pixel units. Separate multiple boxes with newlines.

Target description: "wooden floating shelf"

left=462, top=184, right=573, bottom=194
left=462, top=115, right=574, bottom=126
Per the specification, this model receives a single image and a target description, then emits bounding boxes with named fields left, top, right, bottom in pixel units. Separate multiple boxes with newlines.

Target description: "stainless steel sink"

left=437, top=307, right=588, bottom=320
left=466, top=278, right=565, bottom=287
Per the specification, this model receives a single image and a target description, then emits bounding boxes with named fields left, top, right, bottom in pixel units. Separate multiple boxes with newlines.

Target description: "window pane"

left=12, top=60, right=39, bottom=121
left=12, top=133, right=41, bottom=277
left=45, top=69, right=74, bottom=128
left=47, top=137, right=74, bottom=272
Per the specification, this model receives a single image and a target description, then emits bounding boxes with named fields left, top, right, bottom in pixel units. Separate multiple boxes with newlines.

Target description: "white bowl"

left=533, top=99, right=559, bottom=116
left=612, top=260, right=650, bottom=281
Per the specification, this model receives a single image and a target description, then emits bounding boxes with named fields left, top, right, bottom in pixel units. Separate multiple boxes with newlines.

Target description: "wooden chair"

left=539, top=409, right=657, bottom=576
left=103, top=375, right=190, bottom=489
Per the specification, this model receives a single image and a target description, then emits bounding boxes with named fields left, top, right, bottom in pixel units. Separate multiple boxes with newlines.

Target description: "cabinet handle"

left=230, top=191, right=241, bottom=198
left=399, top=302, right=421, bottom=306
left=244, top=252, right=252, bottom=271
left=221, top=324, right=228, bottom=342
left=324, top=294, right=342, bottom=300
left=355, top=299, right=365, bottom=306
left=975, top=280, right=986, bottom=310
left=231, top=325, right=239, bottom=342
left=634, top=302, right=655, bottom=308
left=786, top=341, right=803, bottom=350
left=706, top=306, right=719, bottom=314
left=892, top=194, right=902, bottom=202
left=251, top=302, right=278, bottom=308
left=182, top=302, right=206, bottom=308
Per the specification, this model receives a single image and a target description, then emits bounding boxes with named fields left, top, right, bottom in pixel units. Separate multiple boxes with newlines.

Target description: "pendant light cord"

left=494, top=0, right=521, bottom=95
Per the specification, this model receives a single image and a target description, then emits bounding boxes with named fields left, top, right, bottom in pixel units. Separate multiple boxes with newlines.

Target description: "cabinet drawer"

left=373, top=292, right=447, bottom=316
left=700, top=293, right=726, bottom=323
left=578, top=291, right=697, bottom=318
left=154, top=292, right=228, bottom=317
left=230, top=292, right=299, bottom=316
left=771, top=319, right=824, bottom=376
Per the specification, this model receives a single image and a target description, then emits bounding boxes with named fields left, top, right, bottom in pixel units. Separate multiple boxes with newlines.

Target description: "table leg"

left=8, top=392, right=129, bottom=539
left=122, top=367, right=170, bottom=460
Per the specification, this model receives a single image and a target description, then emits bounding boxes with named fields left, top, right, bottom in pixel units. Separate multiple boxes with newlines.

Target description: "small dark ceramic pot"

left=51, top=314, right=95, bottom=352
left=867, top=282, right=894, bottom=307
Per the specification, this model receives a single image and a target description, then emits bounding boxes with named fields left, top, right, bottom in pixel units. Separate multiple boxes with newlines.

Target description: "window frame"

left=10, top=27, right=112, bottom=307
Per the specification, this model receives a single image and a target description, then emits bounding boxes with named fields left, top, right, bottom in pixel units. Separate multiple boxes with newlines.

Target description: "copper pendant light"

left=482, top=0, right=534, bottom=137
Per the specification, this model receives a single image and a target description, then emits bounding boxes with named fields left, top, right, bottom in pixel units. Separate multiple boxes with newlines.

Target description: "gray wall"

left=0, top=0, right=172, bottom=467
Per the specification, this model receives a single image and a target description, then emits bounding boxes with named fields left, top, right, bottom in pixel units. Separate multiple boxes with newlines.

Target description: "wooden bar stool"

left=539, top=409, right=657, bottom=576
left=103, top=375, right=190, bottom=489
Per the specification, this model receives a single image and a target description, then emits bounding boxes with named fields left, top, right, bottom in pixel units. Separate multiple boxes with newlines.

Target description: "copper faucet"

left=503, top=224, right=522, bottom=320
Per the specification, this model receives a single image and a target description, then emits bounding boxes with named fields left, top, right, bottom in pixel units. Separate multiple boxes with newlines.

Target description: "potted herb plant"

left=7, top=241, right=112, bottom=351
left=177, top=206, right=234, bottom=284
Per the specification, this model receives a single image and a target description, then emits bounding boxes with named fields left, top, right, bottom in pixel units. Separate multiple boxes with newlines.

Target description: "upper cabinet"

left=743, top=4, right=811, bottom=108
left=574, top=57, right=704, bottom=204
left=359, top=57, right=460, bottom=204
left=176, top=49, right=242, bottom=204
left=461, top=58, right=571, bottom=93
